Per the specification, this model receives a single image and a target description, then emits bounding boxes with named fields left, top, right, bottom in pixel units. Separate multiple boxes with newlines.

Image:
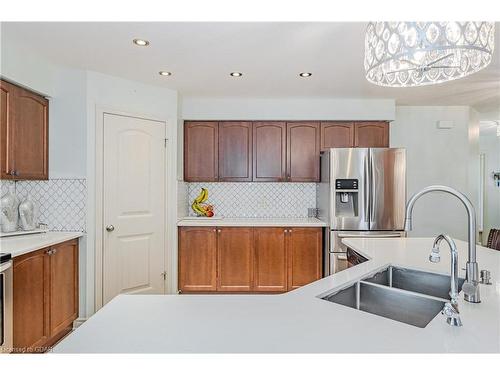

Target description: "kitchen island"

left=53, top=237, right=500, bottom=353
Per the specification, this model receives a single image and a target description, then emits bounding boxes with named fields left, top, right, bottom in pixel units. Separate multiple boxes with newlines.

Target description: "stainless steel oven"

left=1, top=253, right=13, bottom=353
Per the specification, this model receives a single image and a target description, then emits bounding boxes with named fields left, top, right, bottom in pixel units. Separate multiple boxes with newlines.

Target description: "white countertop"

left=53, top=237, right=500, bottom=353
left=0, top=231, right=84, bottom=258
left=177, top=217, right=328, bottom=227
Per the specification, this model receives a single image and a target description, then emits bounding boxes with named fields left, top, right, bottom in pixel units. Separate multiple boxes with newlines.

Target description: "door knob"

left=106, top=225, right=115, bottom=232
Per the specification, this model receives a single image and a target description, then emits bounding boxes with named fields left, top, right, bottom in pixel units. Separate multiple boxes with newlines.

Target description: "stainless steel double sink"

left=321, top=266, right=465, bottom=328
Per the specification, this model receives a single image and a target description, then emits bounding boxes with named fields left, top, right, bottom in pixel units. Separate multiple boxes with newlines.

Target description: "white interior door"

left=103, top=113, right=166, bottom=304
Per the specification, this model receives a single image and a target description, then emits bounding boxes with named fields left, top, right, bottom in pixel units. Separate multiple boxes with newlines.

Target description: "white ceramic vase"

left=0, top=187, right=19, bottom=232
left=19, top=194, right=37, bottom=231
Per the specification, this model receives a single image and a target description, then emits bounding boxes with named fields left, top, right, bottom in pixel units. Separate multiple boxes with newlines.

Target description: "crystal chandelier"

left=364, top=22, right=495, bottom=87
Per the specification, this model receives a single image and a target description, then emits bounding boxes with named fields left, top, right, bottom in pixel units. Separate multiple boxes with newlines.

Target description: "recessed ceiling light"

left=133, top=38, right=150, bottom=46
left=299, top=72, right=312, bottom=77
left=159, top=71, right=172, bottom=76
left=230, top=72, right=243, bottom=77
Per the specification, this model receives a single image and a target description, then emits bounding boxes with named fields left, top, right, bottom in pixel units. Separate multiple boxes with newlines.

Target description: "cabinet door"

left=253, top=122, right=286, bottom=182
left=253, top=228, right=287, bottom=292
left=11, top=84, right=49, bottom=179
left=0, top=80, right=14, bottom=179
left=178, top=227, right=217, bottom=292
left=184, top=121, right=219, bottom=181
left=354, top=122, right=389, bottom=148
left=217, top=227, right=254, bottom=292
left=287, top=122, right=320, bottom=182
left=320, top=122, right=354, bottom=150
left=48, top=240, right=79, bottom=339
left=219, top=122, right=252, bottom=181
left=13, top=248, right=50, bottom=352
left=287, top=228, right=322, bottom=290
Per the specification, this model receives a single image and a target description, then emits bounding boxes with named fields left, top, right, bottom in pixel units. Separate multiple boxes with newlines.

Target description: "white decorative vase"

left=0, top=187, right=19, bottom=232
left=19, top=194, right=37, bottom=231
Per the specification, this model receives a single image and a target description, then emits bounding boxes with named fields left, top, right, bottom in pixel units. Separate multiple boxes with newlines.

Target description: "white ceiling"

left=2, top=22, right=499, bottom=111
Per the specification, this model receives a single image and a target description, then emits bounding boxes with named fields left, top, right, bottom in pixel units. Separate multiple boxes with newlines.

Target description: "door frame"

left=93, top=107, right=176, bottom=311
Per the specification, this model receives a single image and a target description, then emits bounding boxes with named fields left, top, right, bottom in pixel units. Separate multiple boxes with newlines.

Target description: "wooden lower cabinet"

left=48, top=240, right=79, bottom=338
left=178, top=226, right=322, bottom=293
left=253, top=228, right=288, bottom=292
left=13, top=248, right=50, bottom=352
left=13, top=239, right=79, bottom=353
left=287, top=228, right=322, bottom=290
left=178, top=227, right=217, bottom=292
left=217, top=227, right=254, bottom=292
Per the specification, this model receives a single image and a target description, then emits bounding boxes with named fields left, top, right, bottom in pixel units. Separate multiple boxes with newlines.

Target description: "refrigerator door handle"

left=369, top=153, right=376, bottom=223
left=363, top=154, right=370, bottom=223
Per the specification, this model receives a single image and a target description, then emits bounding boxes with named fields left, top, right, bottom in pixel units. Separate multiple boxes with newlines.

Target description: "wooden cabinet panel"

left=253, top=122, right=286, bottom=182
left=217, top=227, right=254, bottom=291
left=320, top=122, right=354, bottom=150
left=178, top=227, right=217, bottom=292
left=184, top=121, right=219, bottom=181
left=0, top=80, right=48, bottom=180
left=12, top=88, right=49, bottom=179
left=287, top=228, right=322, bottom=290
left=48, top=240, right=79, bottom=338
left=253, top=228, right=287, bottom=292
left=219, top=122, right=252, bottom=181
left=286, top=122, right=320, bottom=182
left=0, top=81, right=12, bottom=178
left=354, top=122, right=389, bottom=148
left=13, top=248, right=50, bottom=351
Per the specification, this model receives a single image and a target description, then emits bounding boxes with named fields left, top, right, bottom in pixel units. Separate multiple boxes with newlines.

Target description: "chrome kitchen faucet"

left=404, top=185, right=481, bottom=304
left=430, top=234, right=462, bottom=326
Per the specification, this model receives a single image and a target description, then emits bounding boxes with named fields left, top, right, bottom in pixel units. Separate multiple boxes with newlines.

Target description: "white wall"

left=85, top=71, right=178, bottom=316
left=182, top=97, right=395, bottom=120
left=480, top=126, right=500, bottom=245
left=391, top=106, right=479, bottom=241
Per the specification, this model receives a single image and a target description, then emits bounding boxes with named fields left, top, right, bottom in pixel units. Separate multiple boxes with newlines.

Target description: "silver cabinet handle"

left=106, top=225, right=115, bottom=232
left=217, top=229, right=221, bottom=233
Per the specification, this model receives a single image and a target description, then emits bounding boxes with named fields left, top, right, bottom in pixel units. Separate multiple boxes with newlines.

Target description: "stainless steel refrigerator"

left=318, top=148, right=406, bottom=275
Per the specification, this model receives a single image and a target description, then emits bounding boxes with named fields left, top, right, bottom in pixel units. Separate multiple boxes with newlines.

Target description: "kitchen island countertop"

left=53, top=237, right=500, bottom=353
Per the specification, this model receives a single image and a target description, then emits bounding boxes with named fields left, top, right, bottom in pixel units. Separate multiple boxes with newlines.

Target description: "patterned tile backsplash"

left=0, top=179, right=86, bottom=232
left=186, top=182, right=317, bottom=218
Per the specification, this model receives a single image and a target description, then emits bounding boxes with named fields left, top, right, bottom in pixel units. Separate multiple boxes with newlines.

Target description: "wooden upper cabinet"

left=253, top=228, right=287, bottom=292
left=1, top=82, right=11, bottom=178
left=219, top=122, right=252, bottom=181
left=320, top=122, right=354, bottom=150
left=253, top=122, right=286, bottom=182
left=354, top=121, right=389, bottom=148
left=0, top=79, right=48, bottom=180
left=13, top=248, right=50, bottom=351
left=48, top=240, right=79, bottom=338
left=217, top=227, right=254, bottom=292
left=287, top=228, right=322, bottom=290
left=184, top=121, right=219, bottom=182
left=286, top=122, right=320, bottom=182
left=178, top=227, right=217, bottom=292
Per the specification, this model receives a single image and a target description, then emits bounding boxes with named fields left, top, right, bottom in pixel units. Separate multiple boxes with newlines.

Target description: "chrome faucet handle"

left=480, top=270, right=491, bottom=285
left=429, top=247, right=441, bottom=263
left=442, top=301, right=462, bottom=327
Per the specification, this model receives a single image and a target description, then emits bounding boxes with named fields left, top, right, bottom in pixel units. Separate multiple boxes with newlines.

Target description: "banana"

left=191, top=188, right=210, bottom=216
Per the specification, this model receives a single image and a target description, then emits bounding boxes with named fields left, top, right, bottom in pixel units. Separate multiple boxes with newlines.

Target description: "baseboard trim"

left=73, top=318, right=87, bottom=329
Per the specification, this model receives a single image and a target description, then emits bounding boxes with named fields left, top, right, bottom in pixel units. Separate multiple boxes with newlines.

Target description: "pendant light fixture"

left=364, top=22, right=495, bottom=87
